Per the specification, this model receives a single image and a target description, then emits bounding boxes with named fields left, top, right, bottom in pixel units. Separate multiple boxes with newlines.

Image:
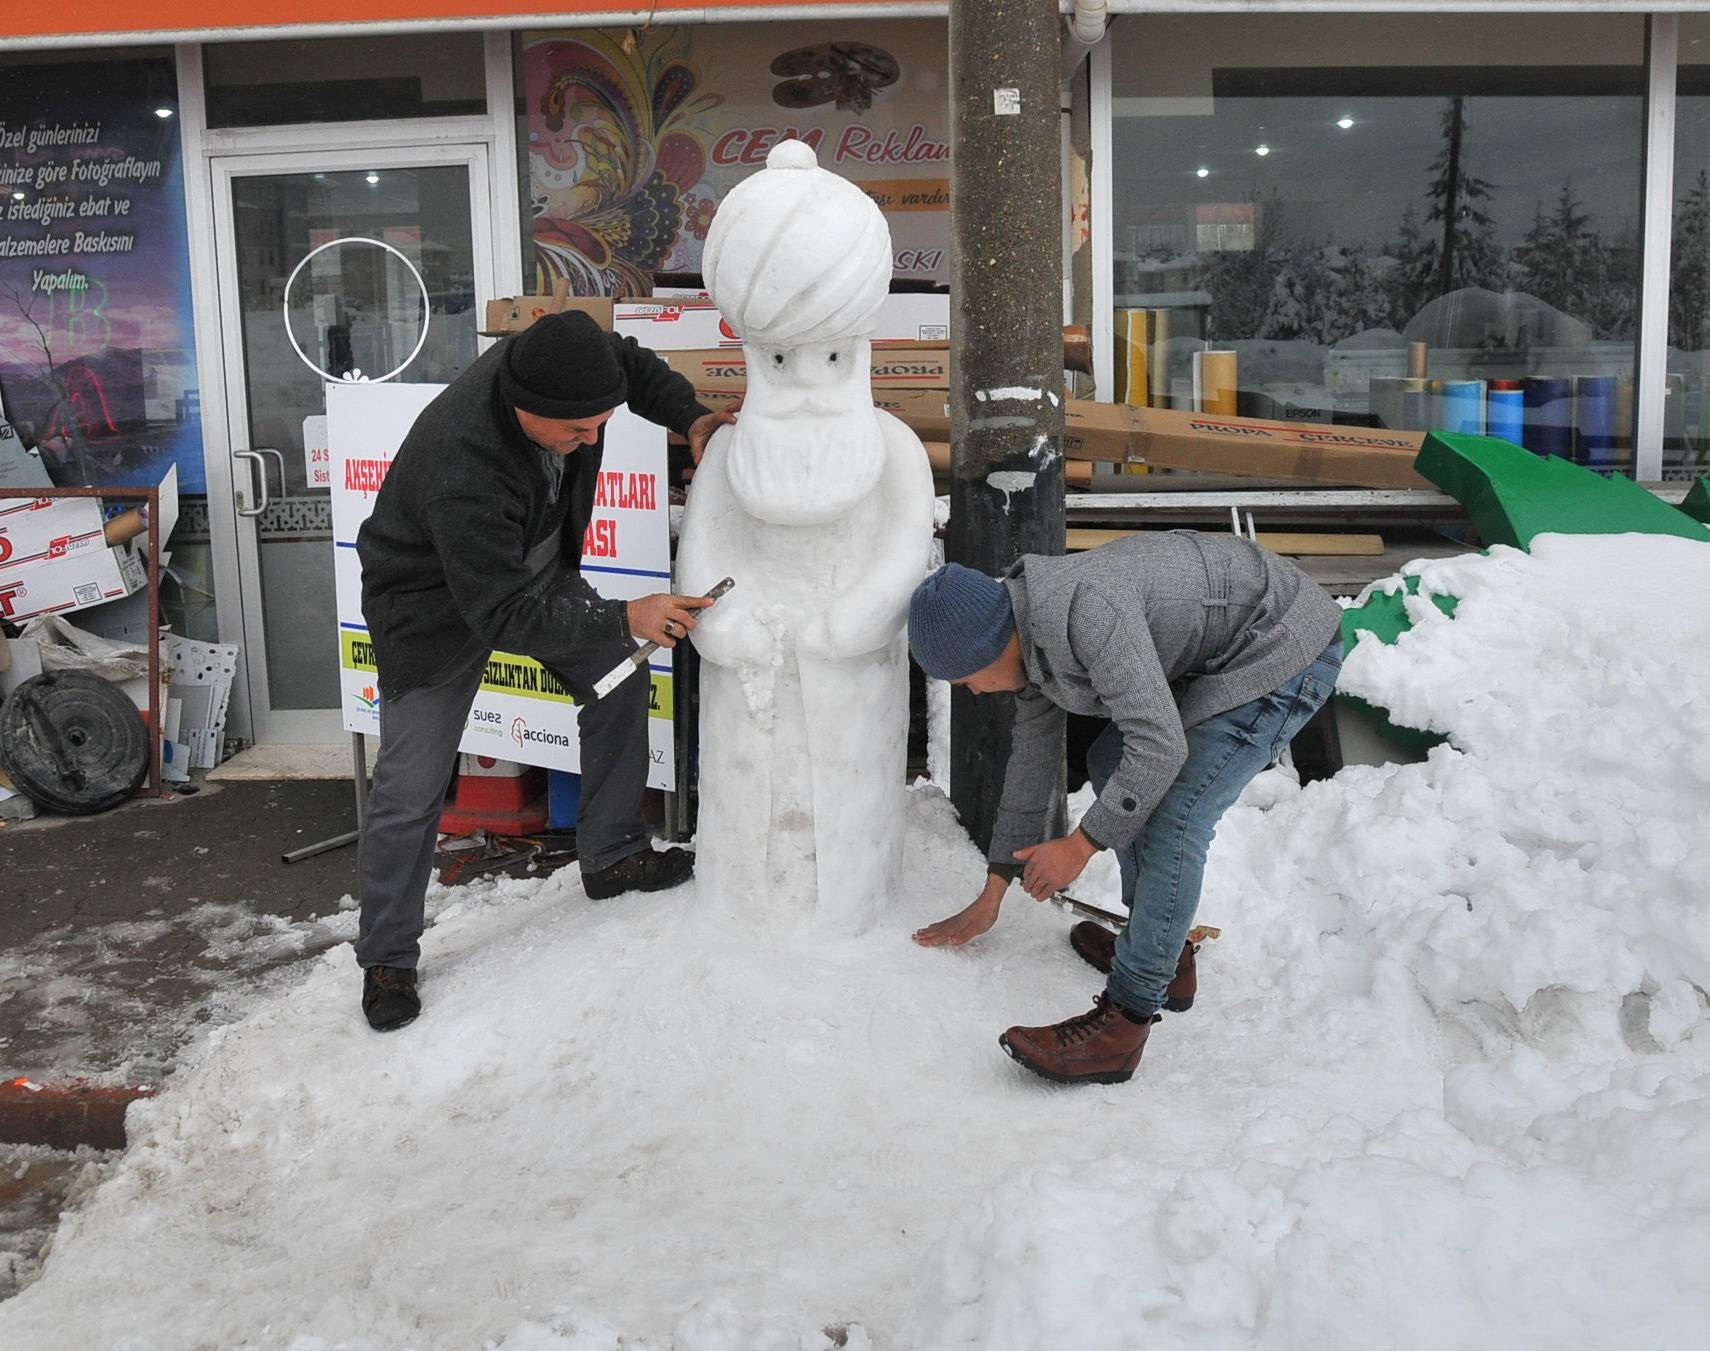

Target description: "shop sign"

left=521, top=19, right=951, bottom=294
left=327, top=382, right=675, bottom=789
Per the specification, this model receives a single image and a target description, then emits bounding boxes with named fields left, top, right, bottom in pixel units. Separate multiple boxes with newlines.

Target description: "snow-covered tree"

left=1384, top=205, right=1439, bottom=326
left=1262, top=242, right=1394, bottom=345
left=1671, top=170, right=1710, bottom=353
left=1512, top=181, right=1621, bottom=333
left=1202, top=190, right=1286, bottom=342
left=1421, top=97, right=1507, bottom=296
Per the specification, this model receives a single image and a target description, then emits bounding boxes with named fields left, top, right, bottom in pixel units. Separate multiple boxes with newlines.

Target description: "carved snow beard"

left=724, top=407, right=886, bottom=526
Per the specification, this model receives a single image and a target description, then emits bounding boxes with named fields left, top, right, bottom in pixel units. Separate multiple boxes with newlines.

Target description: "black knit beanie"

left=499, top=311, right=628, bottom=419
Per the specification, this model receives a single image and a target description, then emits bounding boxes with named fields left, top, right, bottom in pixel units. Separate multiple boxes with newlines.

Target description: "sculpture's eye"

left=829, top=352, right=838, bottom=363
left=773, top=353, right=785, bottom=366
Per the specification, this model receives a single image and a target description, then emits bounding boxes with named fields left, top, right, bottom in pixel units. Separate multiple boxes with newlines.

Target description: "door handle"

left=233, top=448, right=287, bottom=519
left=256, top=447, right=287, bottom=502
left=233, top=449, right=267, bottom=517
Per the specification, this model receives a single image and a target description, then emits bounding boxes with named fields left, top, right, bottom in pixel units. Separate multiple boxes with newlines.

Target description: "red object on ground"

left=0, top=1078, right=157, bottom=1150
left=438, top=765, right=550, bottom=836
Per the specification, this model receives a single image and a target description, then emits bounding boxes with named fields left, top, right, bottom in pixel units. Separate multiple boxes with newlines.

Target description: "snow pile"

left=0, top=900, right=360, bottom=1079
left=4, top=533, right=1709, bottom=1348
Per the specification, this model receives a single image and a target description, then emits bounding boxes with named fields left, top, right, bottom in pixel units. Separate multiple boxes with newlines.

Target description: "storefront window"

left=205, top=34, right=486, bottom=128
left=1669, top=17, right=1710, bottom=477
left=513, top=21, right=949, bottom=296
left=0, top=48, right=214, bottom=638
left=1110, top=14, right=1645, bottom=472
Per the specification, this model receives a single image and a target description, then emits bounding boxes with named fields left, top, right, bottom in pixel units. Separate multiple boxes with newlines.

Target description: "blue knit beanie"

left=909, top=564, right=1015, bottom=680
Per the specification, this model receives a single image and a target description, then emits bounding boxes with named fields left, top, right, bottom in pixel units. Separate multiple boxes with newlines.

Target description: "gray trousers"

left=355, top=636, right=653, bottom=970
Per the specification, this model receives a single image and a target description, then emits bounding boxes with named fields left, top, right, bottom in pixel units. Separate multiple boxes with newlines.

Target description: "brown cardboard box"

left=886, top=397, right=1429, bottom=490
left=1062, top=404, right=1429, bottom=489
left=481, top=279, right=615, bottom=336
left=878, top=388, right=949, bottom=436
left=871, top=345, right=949, bottom=390
left=663, top=344, right=950, bottom=405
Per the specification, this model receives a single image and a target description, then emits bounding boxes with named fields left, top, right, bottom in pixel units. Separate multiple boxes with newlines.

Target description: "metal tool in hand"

left=1049, top=891, right=1129, bottom=926
left=592, top=577, right=735, bottom=700
left=1050, top=891, right=1224, bottom=949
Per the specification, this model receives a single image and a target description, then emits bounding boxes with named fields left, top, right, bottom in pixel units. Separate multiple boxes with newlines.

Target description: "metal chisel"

left=591, top=576, right=735, bottom=699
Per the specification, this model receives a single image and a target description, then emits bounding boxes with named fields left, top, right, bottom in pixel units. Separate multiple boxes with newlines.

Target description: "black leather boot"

left=362, top=965, right=420, bottom=1032
left=583, top=846, right=695, bottom=900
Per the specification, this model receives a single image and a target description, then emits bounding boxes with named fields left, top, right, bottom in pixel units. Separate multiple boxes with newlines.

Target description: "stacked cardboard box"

left=0, top=467, right=179, bottom=625
left=884, top=399, right=1429, bottom=491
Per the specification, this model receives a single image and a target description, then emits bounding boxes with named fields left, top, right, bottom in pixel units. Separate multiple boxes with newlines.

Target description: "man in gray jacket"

left=908, top=531, right=1343, bottom=1085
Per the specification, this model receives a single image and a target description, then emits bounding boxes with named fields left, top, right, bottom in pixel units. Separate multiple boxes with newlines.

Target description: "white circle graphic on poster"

left=282, top=236, right=431, bottom=384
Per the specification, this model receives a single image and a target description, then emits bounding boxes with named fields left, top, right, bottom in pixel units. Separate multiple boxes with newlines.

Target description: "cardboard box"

left=662, top=342, right=949, bottom=402
left=482, top=294, right=614, bottom=336
left=1062, top=406, right=1429, bottom=488
left=0, top=491, right=108, bottom=570
left=875, top=388, right=950, bottom=433
left=645, top=290, right=951, bottom=342
left=620, top=294, right=952, bottom=352
left=0, top=466, right=179, bottom=624
left=616, top=300, right=737, bottom=351
left=884, top=399, right=1430, bottom=489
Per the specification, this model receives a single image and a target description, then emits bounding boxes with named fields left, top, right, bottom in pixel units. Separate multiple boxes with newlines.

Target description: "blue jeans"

left=1085, top=641, right=1343, bottom=1016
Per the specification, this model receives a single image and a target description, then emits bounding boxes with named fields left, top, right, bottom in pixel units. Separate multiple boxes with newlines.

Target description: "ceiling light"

left=154, top=106, right=175, bottom=119
left=10, top=191, right=23, bottom=200
left=1255, top=144, right=1270, bottom=157
left=1337, top=116, right=1355, bottom=130
left=365, top=173, right=380, bottom=185
left=1196, top=167, right=1210, bottom=178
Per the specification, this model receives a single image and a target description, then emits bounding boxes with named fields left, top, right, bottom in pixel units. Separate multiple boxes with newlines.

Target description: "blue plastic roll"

left=1487, top=386, right=1524, bottom=445
left=1440, top=380, right=1485, bottom=435
left=1575, top=375, right=1617, bottom=467
left=1523, top=377, right=1574, bottom=458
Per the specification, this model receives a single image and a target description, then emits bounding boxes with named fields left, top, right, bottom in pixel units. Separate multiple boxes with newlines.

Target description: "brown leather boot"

left=999, top=995, right=1161, bottom=1085
left=1068, top=923, right=1198, bottom=1011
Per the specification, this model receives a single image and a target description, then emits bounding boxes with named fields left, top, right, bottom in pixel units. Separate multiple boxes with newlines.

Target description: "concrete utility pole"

left=946, top=0, right=1067, bottom=852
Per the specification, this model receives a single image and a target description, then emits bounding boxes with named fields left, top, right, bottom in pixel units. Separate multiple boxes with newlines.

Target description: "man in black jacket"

left=354, top=311, right=732, bottom=1031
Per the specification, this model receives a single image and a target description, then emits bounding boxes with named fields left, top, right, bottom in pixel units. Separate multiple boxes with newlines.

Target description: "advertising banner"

left=0, top=55, right=203, bottom=491
left=520, top=19, right=950, bottom=295
left=328, top=382, right=675, bottom=790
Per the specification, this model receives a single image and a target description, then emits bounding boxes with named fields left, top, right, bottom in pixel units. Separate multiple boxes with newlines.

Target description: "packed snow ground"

left=4, top=533, right=1709, bottom=1349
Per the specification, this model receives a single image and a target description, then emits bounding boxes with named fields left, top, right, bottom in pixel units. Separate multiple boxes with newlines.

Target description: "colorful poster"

left=520, top=19, right=949, bottom=295
left=0, top=56, right=203, bottom=491
left=328, top=381, right=676, bottom=791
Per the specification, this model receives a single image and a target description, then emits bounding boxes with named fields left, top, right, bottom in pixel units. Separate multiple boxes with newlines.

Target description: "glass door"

left=209, top=146, right=492, bottom=743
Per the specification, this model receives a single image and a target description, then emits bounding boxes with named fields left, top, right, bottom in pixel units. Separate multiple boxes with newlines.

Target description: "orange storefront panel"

left=5, top=0, right=938, bottom=43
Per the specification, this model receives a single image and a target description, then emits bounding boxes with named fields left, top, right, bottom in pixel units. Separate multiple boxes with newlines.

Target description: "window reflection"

left=1111, top=14, right=1645, bottom=473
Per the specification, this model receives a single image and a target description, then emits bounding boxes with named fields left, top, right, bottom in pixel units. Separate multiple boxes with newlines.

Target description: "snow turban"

left=702, top=139, right=892, bottom=346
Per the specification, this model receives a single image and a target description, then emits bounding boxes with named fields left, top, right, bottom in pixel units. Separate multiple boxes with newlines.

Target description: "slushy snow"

left=4, top=532, right=1708, bottom=1348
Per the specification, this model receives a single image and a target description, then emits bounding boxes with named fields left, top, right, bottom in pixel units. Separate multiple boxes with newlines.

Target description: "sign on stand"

left=327, top=382, right=675, bottom=790
left=303, top=415, right=330, bottom=490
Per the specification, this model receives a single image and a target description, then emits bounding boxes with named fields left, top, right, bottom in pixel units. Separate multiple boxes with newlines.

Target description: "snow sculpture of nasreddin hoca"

left=677, top=139, right=935, bottom=932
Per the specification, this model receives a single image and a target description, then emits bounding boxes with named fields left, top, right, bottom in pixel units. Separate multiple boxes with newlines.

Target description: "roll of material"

left=1115, top=309, right=1150, bottom=407
left=1575, top=375, right=1618, bottom=466
left=1407, top=342, right=1430, bottom=380
left=1523, top=377, right=1575, bottom=458
left=1440, top=379, right=1486, bottom=435
left=1149, top=308, right=1172, bottom=407
left=1399, top=378, right=1431, bottom=432
left=1194, top=349, right=1238, bottom=415
left=1487, top=380, right=1524, bottom=446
